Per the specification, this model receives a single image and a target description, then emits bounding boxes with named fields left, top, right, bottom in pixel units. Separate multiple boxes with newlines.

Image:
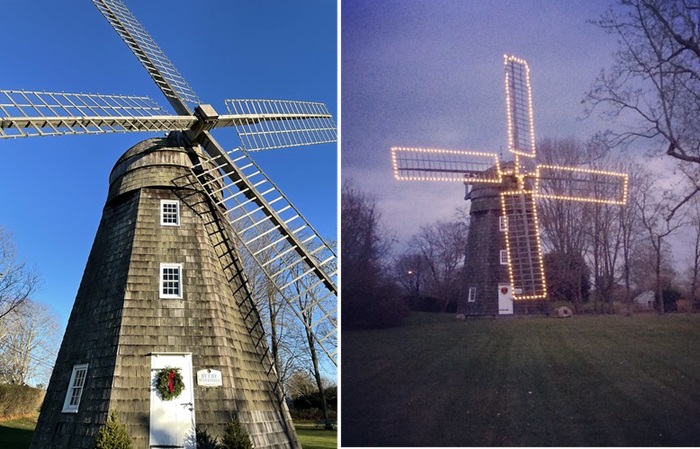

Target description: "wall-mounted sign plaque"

left=197, top=369, right=223, bottom=387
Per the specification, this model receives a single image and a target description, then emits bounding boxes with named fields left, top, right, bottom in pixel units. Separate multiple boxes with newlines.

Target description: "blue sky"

left=0, top=1, right=337, bottom=337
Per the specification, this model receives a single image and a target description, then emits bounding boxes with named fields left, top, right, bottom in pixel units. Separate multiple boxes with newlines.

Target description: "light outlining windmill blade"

left=177, top=130, right=337, bottom=364
left=534, top=164, right=629, bottom=205
left=500, top=191, right=547, bottom=300
left=93, top=0, right=200, bottom=115
left=504, top=55, right=536, bottom=159
left=224, top=99, right=337, bottom=151
left=391, top=147, right=502, bottom=182
left=0, top=89, right=195, bottom=139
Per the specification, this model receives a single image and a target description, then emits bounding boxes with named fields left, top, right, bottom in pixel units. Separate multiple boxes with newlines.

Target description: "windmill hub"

left=194, top=104, right=220, bottom=127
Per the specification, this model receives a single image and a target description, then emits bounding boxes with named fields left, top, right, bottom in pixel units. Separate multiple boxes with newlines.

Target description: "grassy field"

left=341, top=312, right=700, bottom=446
left=0, top=416, right=335, bottom=449
left=294, top=422, right=337, bottom=449
left=0, top=415, right=37, bottom=449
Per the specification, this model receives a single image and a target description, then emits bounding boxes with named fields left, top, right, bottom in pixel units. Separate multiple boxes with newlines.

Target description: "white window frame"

left=468, top=287, right=477, bottom=303
left=499, top=216, right=508, bottom=232
left=500, top=249, right=509, bottom=265
left=160, top=200, right=180, bottom=226
left=62, top=364, right=88, bottom=413
left=160, top=263, right=183, bottom=299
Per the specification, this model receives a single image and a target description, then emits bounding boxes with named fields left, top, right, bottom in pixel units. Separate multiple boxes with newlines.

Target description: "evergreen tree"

left=94, top=411, right=132, bottom=449
left=221, top=416, right=253, bottom=449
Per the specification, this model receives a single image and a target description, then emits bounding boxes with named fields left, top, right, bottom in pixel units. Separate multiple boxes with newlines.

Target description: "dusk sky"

left=0, top=1, right=337, bottom=342
left=341, top=0, right=655, bottom=248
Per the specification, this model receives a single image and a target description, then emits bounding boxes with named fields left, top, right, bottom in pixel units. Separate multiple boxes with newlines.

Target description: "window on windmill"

left=62, top=364, right=88, bottom=413
left=499, top=216, right=507, bottom=232
left=160, top=263, right=183, bottom=299
left=468, top=287, right=477, bottom=303
left=500, top=250, right=509, bottom=265
left=161, top=200, right=180, bottom=226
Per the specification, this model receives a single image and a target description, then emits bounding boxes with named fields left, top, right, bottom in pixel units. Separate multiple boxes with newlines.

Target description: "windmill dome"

left=467, top=161, right=517, bottom=213
left=108, top=137, right=194, bottom=202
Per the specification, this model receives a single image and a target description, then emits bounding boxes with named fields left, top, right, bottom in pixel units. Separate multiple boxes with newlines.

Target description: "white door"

left=498, top=284, right=514, bottom=315
left=150, top=353, right=195, bottom=449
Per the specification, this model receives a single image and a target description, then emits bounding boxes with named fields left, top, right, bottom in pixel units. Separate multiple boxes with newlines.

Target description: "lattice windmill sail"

left=392, top=55, right=627, bottom=313
left=1, top=2, right=336, bottom=449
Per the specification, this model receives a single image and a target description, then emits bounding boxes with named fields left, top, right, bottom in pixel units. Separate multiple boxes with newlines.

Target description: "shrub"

left=0, top=384, right=44, bottom=418
left=221, top=416, right=253, bottom=449
left=343, top=282, right=409, bottom=329
left=289, top=406, right=322, bottom=421
left=94, top=411, right=132, bottom=449
left=195, top=426, right=220, bottom=449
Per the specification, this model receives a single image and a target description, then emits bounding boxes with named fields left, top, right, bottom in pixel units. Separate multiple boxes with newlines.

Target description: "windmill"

left=392, top=55, right=627, bottom=316
left=1, top=1, right=336, bottom=448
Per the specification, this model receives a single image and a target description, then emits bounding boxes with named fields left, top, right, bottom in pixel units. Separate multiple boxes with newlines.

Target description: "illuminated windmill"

left=392, top=55, right=627, bottom=315
left=1, top=1, right=336, bottom=448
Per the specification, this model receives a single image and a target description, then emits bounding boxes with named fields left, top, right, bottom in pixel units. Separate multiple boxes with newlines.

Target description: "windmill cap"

left=107, top=137, right=195, bottom=202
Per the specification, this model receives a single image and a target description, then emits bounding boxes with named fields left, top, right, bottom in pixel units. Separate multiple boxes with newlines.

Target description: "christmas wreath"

left=155, top=367, right=185, bottom=401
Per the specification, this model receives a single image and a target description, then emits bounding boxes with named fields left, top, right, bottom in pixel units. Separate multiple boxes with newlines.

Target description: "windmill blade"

left=504, top=55, right=536, bottom=158
left=500, top=191, right=547, bottom=300
left=391, top=147, right=502, bottom=182
left=0, top=90, right=194, bottom=139
left=224, top=99, right=337, bottom=151
left=93, top=0, right=200, bottom=115
left=535, top=164, right=629, bottom=205
left=174, top=131, right=337, bottom=364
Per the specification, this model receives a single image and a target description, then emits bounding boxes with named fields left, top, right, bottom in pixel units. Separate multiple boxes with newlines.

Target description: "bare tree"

left=406, top=219, right=468, bottom=312
left=618, top=164, right=646, bottom=314
left=394, top=253, right=426, bottom=297
left=286, top=256, right=336, bottom=429
left=341, top=180, right=392, bottom=281
left=0, top=300, right=60, bottom=386
left=233, top=225, right=306, bottom=393
left=537, top=138, right=593, bottom=311
left=684, top=195, right=700, bottom=311
left=341, top=179, right=401, bottom=328
left=636, top=175, right=686, bottom=314
left=0, top=228, right=40, bottom=321
left=585, top=150, right=631, bottom=312
left=537, top=138, right=638, bottom=311
left=588, top=0, right=700, bottom=217
left=298, top=288, right=334, bottom=429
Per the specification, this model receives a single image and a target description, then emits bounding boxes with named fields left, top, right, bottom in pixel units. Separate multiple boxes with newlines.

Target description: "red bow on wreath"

left=168, top=370, right=176, bottom=394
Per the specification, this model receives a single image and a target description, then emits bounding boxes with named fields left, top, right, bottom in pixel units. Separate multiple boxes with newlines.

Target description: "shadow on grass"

left=0, top=415, right=37, bottom=449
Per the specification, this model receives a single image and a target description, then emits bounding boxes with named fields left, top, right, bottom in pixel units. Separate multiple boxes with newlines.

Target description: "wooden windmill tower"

left=1, top=1, right=336, bottom=448
left=392, top=55, right=628, bottom=316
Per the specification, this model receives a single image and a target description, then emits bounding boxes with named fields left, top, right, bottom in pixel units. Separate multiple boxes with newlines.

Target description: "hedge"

left=0, top=384, right=44, bottom=418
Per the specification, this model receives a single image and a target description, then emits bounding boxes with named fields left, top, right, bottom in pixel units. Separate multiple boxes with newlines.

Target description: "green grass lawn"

left=341, top=312, right=700, bottom=446
left=0, top=415, right=37, bottom=449
left=0, top=415, right=334, bottom=449
left=294, top=422, right=337, bottom=449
